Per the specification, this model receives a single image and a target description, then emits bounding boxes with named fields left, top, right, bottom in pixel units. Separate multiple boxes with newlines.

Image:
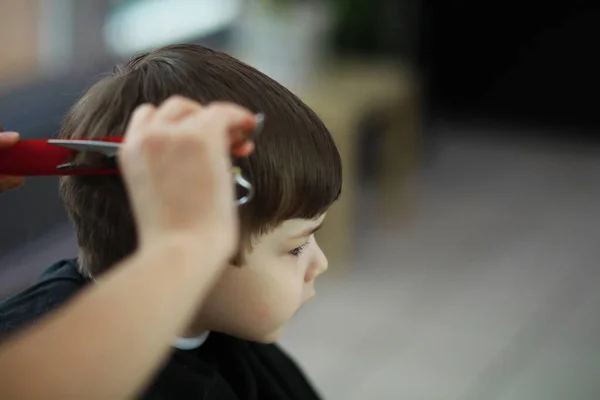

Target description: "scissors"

left=0, top=113, right=264, bottom=206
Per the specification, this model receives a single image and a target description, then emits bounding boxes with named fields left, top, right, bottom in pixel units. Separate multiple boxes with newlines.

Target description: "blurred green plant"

left=254, top=0, right=384, bottom=55
left=331, top=0, right=382, bottom=55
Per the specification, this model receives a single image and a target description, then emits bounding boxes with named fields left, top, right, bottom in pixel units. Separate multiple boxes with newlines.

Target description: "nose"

left=305, top=244, right=328, bottom=282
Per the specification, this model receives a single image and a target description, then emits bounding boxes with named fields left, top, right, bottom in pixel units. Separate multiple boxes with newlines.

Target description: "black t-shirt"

left=0, top=260, right=322, bottom=400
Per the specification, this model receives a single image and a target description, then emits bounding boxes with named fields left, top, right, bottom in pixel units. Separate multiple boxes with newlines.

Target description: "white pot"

left=229, top=2, right=333, bottom=91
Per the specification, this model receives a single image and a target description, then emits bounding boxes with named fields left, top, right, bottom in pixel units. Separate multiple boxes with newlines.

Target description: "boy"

left=0, top=44, right=342, bottom=399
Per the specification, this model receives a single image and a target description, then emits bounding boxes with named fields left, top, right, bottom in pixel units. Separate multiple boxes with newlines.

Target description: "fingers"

left=0, top=131, right=20, bottom=150
left=126, top=97, right=205, bottom=137
left=180, top=102, right=256, bottom=154
left=0, top=125, right=24, bottom=193
left=155, top=96, right=202, bottom=122
left=122, top=97, right=257, bottom=165
left=117, top=96, right=258, bottom=255
left=194, top=102, right=256, bottom=134
left=232, top=141, right=254, bottom=158
left=0, top=175, right=24, bottom=193
left=125, top=104, right=157, bottom=141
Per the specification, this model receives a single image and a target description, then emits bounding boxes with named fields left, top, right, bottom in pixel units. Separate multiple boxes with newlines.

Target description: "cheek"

left=252, top=301, right=278, bottom=326
left=248, top=271, right=304, bottom=323
left=202, top=263, right=304, bottom=341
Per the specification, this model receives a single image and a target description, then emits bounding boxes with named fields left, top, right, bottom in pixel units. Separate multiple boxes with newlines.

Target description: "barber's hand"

left=119, top=97, right=256, bottom=261
left=0, top=124, right=25, bottom=193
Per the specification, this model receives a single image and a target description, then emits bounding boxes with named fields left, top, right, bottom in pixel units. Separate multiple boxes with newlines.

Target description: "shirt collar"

left=173, top=331, right=210, bottom=350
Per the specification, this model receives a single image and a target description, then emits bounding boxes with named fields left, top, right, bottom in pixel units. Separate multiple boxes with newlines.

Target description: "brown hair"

left=59, top=44, right=342, bottom=276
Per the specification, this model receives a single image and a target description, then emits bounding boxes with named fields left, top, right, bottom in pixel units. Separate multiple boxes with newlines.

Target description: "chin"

left=245, top=326, right=286, bottom=344
left=216, top=325, right=285, bottom=344
left=258, top=330, right=284, bottom=344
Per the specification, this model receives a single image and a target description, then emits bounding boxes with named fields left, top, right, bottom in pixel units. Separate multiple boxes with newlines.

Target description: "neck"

left=180, top=312, right=209, bottom=338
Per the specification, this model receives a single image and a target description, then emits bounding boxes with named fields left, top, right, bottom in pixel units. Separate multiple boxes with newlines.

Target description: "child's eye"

left=289, top=242, right=309, bottom=257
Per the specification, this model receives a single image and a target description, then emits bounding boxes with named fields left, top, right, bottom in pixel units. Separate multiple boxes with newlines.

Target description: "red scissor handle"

left=0, top=116, right=260, bottom=177
left=0, top=138, right=123, bottom=176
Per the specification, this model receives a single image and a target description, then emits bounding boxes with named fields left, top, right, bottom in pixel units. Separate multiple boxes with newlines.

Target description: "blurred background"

left=1, top=0, right=600, bottom=399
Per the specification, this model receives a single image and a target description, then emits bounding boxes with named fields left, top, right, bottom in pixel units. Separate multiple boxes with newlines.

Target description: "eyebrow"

left=290, top=222, right=324, bottom=239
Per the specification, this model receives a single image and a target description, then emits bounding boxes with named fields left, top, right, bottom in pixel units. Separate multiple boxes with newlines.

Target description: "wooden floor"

left=2, top=122, right=600, bottom=399
left=283, top=124, right=600, bottom=400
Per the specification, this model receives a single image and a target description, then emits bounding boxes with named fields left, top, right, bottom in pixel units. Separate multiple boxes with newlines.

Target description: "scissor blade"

left=48, top=139, right=120, bottom=157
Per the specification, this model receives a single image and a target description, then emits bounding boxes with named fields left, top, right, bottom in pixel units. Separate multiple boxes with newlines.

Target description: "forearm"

left=0, top=238, right=223, bottom=399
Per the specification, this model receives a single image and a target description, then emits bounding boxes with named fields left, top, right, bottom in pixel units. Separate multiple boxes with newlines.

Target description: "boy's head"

left=59, top=44, right=342, bottom=342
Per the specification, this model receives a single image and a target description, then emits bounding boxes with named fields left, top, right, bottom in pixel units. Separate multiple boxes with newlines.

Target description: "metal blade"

left=48, top=139, right=120, bottom=157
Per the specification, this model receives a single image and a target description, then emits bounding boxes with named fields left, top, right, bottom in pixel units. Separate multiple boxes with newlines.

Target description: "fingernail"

left=232, top=142, right=254, bottom=158
left=0, top=131, right=19, bottom=140
left=251, top=113, right=265, bottom=139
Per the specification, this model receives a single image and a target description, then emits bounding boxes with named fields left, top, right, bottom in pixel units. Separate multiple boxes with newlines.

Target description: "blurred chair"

left=301, top=59, right=420, bottom=272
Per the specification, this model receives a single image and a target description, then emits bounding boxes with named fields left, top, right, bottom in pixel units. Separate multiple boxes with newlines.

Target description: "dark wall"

left=0, top=72, right=104, bottom=259
left=418, top=1, right=600, bottom=134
